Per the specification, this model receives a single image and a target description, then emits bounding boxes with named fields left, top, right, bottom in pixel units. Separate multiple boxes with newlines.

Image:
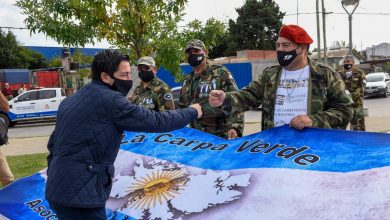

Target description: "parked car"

left=0, top=88, right=66, bottom=127
left=365, top=72, right=390, bottom=98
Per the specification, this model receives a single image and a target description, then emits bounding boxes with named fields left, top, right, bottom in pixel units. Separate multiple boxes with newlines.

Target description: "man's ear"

left=153, top=66, right=158, bottom=74
left=204, top=49, right=209, bottom=56
left=300, top=44, right=308, bottom=56
left=101, top=72, right=113, bottom=85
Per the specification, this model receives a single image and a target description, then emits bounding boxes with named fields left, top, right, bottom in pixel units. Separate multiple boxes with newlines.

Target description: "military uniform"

left=338, top=68, right=366, bottom=131
left=179, top=63, right=244, bottom=138
left=129, top=77, right=174, bottom=112
left=222, top=59, right=353, bottom=131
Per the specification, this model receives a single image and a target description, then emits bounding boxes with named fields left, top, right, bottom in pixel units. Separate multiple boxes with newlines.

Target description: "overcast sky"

left=0, top=0, right=388, bottom=51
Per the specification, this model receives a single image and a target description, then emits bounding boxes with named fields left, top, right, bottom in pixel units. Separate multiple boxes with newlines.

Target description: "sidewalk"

left=3, top=136, right=49, bottom=156
left=3, top=116, right=390, bottom=156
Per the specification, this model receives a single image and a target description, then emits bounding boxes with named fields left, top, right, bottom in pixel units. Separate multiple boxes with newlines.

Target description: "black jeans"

left=49, top=203, right=106, bottom=220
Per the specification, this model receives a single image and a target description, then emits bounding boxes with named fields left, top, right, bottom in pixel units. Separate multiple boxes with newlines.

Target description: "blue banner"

left=1, top=126, right=390, bottom=220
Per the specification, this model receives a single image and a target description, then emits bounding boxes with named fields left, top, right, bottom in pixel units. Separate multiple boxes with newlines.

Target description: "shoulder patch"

left=163, top=93, right=173, bottom=101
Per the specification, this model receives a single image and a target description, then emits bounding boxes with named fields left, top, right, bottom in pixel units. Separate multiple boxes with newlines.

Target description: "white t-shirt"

left=274, top=66, right=310, bottom=127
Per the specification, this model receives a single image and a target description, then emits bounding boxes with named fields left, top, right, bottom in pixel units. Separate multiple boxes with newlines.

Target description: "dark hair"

left=91, top=49, right=130, bottom=81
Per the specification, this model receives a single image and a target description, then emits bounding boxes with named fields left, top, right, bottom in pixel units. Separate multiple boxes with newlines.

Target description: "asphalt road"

left=7, top=96, right=390, bottom=139
left=8, top=121, right=56, bottom=139
left=364, top=96, right=390, bottom=117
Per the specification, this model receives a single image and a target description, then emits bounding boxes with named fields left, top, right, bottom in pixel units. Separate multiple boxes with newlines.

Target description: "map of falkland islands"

left=106, top=150, right=251, bottom=220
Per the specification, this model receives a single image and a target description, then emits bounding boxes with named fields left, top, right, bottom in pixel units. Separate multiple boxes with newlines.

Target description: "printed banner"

left=1, top=126, right=390, bottom=220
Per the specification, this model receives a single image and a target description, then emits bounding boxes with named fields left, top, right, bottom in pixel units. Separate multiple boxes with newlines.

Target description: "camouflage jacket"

left=338, top=68, right=366, bottom=108
left=129, top=77, right=174, bottom=112
left=179, top=63, right=244, bottom=138
left=223, top=59, right=353, bottom=131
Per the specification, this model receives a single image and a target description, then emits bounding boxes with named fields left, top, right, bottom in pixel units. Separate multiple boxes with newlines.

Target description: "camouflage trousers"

left=350, top=107, right=365, bottom=131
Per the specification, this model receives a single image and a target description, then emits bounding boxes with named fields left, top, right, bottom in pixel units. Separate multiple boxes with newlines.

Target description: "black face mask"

left=138, top=70, right=155, bottom=82
left=111, top=77, right=133, bottom=97
left=187, top=54, right=205, bottom=67
left=277, top=49, right=298, bottom=67
left=344, top=64, right=353, bottom=70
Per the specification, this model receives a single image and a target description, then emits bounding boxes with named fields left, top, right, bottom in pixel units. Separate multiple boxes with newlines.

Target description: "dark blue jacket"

left=45, top=81, right=197, bottom=208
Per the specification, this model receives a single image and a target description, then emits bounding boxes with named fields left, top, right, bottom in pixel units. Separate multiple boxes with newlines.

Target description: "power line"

left=285, top=12, right=390, bottom=16
left=0, top=26, right=28, bottom=30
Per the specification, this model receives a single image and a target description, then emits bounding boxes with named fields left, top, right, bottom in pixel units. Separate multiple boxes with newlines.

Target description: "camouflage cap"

left=137, top=56, right=156, bottom=67
left=185, top=39, right=206, bottom=52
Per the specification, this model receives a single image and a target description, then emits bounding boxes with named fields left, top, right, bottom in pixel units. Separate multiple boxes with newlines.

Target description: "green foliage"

left=17, top=0, right=187, bottom=79
left=49, top=49, right=94, bottom=78
left=0, top=29, right=21, bottom=69
left=228, top=0, right=285, bottom=52
left=181, top=18, right=231, bottom=59
left=0, top=29, right=47, bottom=69
left=48, top=57, right=62, bottom=68
left=17, top=47, right=47, bottom=69
left=72, top=48, right=93, bottom=78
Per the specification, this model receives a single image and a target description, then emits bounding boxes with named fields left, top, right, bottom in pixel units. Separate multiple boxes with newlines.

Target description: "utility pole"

left=316, top=0, right=321, bottom=61
left=296, top=0, right=299, bottom=25
left=321, top=0, right=328, bottom=65
left=341, top=0, right=360, bottom=55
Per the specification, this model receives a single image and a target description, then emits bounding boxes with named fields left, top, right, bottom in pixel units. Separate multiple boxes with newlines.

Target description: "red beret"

left=279, top=24, right=313, bottom=44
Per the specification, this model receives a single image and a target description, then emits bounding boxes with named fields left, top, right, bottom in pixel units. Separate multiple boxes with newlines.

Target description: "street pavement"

left=3, top=96, right=390, bottom=156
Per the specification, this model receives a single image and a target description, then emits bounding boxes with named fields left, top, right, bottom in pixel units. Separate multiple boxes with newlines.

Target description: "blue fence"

left=157, top=63, right=252, bottom=89
left=23, top=46, right=254, bottom=89
left=24, top=46, right=106, bottom=60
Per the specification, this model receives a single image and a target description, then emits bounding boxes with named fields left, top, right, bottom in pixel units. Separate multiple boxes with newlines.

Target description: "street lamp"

left=341, top=0, right=360, bottom=55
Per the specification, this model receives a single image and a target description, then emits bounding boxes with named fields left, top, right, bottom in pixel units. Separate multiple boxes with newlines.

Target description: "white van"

left=365, top=72, right=390, bottom=98
left=0, top=88, right=66, bottom=127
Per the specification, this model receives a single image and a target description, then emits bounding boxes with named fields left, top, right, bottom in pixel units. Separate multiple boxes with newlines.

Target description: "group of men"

left=43, top=24, right=366, bottom=219
left=130, top=24, right=366, bottom=136
left=129, top=40, right=245, bottom=139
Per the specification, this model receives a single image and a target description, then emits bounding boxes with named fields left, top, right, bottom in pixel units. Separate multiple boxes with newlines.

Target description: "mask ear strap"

left=108, top=72, right=117, bottom=80
left=296, top=46, right=304, bottom=56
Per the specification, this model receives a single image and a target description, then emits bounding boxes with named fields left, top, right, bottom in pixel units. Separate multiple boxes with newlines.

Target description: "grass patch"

left=6, top=153, right=48, bottom=180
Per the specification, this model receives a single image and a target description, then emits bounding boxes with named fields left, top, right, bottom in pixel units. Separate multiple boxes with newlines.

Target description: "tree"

left=181, top=18, right=231, bottom=59
left=72, top=49, right=94, bottom=78
left=228, top=0, right=285, bottom=52
left=0, top=29, right=47, bottom=69
left=17, top=0, right=187, bottom=78
left=17, top=47, right=47, bottom=69
left=49, top=49, right=94, bottom=78
left=48, top=57, right=62, bottom=68
left=0, top=29, right=22, bottom=69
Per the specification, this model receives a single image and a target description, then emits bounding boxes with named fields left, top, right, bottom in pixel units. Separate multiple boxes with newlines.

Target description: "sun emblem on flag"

left=108, top=157, right=251, bottom=220
left=125, top=169, right=188, bottom=210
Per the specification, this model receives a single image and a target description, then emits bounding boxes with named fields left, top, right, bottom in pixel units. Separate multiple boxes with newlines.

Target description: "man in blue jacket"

left=45, top=50, right=202, bottom=219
